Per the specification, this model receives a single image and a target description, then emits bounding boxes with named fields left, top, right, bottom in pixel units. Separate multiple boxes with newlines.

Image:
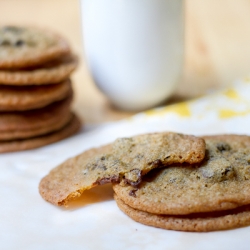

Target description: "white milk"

left=80, top=0, right=183, bottom=111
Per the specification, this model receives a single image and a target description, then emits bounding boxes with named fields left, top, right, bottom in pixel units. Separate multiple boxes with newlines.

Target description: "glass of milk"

left=80, top=0, right=184, bottom=111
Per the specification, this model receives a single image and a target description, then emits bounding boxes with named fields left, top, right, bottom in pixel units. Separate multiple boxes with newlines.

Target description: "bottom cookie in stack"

left=0, top=93, right=81, bottom=153
left=113, top=135, right=250, bottom=232
left=114, top=195, right=250, bottom=232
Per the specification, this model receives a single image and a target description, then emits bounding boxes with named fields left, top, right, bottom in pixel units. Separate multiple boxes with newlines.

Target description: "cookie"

left=114, top=194, right=250, bottom=232
left=0, top=25, right=70, bottom=69
left=0, top=93, right=72, bottom=132
left=113, top=134, right=250, bottom=215
left=112, top=133, right=205, bottom=186
left=0, top=54, right=78, bottom=85
left=0, top=112, right=73, bottom=141
left=0, top=113, right=81, bottom=153
left=0, top=79, right=72, bottom=111
left=39, top=144, right=112, bottom=206
left=39, top=132, right=205, bottom=206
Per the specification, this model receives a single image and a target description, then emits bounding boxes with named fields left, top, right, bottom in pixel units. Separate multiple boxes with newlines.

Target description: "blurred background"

left=1, top=0, right=250, bottom=123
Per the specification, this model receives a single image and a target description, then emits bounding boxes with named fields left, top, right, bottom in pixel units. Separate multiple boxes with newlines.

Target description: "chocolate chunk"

left=216, top=143, right=231, bottom=152
left=124, top=169, right=142, bottom=187
left=129, top=188, right=138, bottom=198
left=0, top=39, right=11, bottom=46
left=94, top=175, right=120, bottom=185
left=15, top=40, right=24, bottom=46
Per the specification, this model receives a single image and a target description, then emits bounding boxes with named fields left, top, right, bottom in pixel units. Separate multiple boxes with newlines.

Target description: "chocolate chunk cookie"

left=0, top=113, right=81, bottom=153
left=115, top=194, right=250, bottom=232
left=0, top=94, right=72, bottom=140
left=0, top=54, right=78, bottom=85
left=113, top=135, right=250, bottom=215
left=0, top=79, right=72, bottom=111
left=0, top=25, right=70, bottom=69
left=112, top=133, right=205, bottom=185
left=39, top=132, right=205, bottom=206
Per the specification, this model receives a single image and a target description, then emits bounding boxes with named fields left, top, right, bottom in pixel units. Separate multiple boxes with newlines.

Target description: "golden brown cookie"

left=0, top=79, right=72, bottom=111
left=113, top=134, right=250, bottom=215
left=0, top=113, right=73, bottom=141
left=0, top=25, right=70, bottom=69
left=39, top=132, right=205, bottom=206
left=112, top=132, right=205, bottom=185
left=0, top=113, right=81, bottom=153
left=39, top=144, right=112, bottom=206
left=0, top=93, right=72, bottom=132
left=115, top=194, right=250, bottom=232
left=0, top=54, right=78, bottom=85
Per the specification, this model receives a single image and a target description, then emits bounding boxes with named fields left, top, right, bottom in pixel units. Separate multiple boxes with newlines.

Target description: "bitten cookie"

left=39, top=132, right=205, bottom=206
left=112, top=133, right=205, bottom=186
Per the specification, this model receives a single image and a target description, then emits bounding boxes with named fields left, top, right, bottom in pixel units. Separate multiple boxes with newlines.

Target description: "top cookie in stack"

left=0, top=25, right=81, bottom=153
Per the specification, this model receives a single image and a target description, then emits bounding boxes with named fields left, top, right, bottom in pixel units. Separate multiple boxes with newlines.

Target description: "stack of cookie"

left=0, top=25, right=81, bottom=153
left=40, top=133, right=250, bottom=232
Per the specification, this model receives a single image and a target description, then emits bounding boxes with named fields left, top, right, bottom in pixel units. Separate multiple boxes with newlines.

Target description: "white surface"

left=81, top=0, right=183, bottom=111
left=2, top=79, right=250, bottom=250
